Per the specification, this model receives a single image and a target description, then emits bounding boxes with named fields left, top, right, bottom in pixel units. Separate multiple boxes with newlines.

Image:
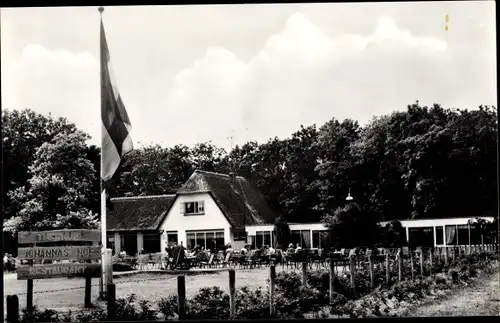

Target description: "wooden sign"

left=17, top=246, right=101, bottom=261
left=18, top=229, right=101, bottom=244
left=17, top=263, right=101, bottom=280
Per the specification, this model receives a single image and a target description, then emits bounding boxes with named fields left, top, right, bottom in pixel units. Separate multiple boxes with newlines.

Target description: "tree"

left=4, top=130, right=98, bottom=233
left=110, top=144, right=194, bottom=197
left=312, top=118, right=361, bottom=219
left=2, top=109, right=79, bottom=220
left=273, top=217, right=291, bottom=250
left=380, top=220, right=407, bottom=248
left=322, top=202, right=381, bottom=249
left=279, top=125, right=322, bottom=223
left=190, top=142, right=229, bottom=173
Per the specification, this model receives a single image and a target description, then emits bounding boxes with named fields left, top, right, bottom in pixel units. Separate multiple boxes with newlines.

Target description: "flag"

left=100, top=19, right=133, bottom=185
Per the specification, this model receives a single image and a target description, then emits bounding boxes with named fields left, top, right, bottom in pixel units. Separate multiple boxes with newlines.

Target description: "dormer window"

left=182, top=201, right=205, bottom=215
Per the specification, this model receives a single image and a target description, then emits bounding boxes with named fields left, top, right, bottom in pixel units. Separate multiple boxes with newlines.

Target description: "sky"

left=1, top=2, right=497, bottom=152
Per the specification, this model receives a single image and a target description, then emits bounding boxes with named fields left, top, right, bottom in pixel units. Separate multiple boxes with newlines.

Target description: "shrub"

left=157, top=295, right=178, bottom=320
left=235, top=286, right=270, bottom=319
left=20, top=306, right=70, bottom=323
left=75, top=308, right=107, bottom=322
left=186, top=286, right=230, bottom=319
left=274, top=271, right=302, bottom=298
left=447, top=268, right=459, bottom=283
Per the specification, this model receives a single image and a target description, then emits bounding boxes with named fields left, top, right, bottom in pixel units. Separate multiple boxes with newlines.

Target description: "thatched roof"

left=177, top=170, right=276, bottom=229
left=107, top=195, right=176, bottom=232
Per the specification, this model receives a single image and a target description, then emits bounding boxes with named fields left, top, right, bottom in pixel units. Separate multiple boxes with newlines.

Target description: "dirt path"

left=407, top=270, right=500, bottom=317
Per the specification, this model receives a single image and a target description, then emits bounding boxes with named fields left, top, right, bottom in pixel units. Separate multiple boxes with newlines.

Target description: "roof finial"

left=98, top=7, right=104, bottom=15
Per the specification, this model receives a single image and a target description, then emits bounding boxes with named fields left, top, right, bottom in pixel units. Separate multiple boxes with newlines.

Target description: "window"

left=107, top=234, right=116, bottom=254
left=470, top=225, right=482, bottom=245
left=445, top=225, right=457, bottom=245
left=312, top=230, right=328, bottom=249
left=186, top=230, right=225, bottom=250
left=255, top=231, right=272, bottom=248
left=457, top=225, right=469, bottom=245
left=291, top=230, right=312, bottom=248
left=182, top=201, right=205, bottom=215
left=166, top=231, right=178, bottom=246
left=143, top=233, right=161, bottom=253
left=435, top=227, right=444, bottom=245
left=291, top=230, right=302, bottom=246
left=233, top=230, right=247, bottom=241
left=249, top=236, right=256, bottom=249
left=408, top=227, right=434, bottom=248
left=122, top=233, right=138, bottom=256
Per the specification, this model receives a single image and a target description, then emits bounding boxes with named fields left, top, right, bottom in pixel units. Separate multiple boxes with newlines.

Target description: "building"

left=106, top=170, right=277, bottom=255
left=379, top=216, right=496, bottom=248
left=106, top=170, right=496, bottom=255
left=106, top=194, right=176, bottom=255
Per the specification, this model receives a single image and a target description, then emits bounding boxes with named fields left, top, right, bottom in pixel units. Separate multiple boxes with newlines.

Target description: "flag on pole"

left=100, top=18, right=133, bottom=185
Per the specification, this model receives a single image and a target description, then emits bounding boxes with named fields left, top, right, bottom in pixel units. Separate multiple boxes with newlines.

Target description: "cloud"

left=2, top=12, right=494, bottom=152
left=2, top=44, right=100, bottom=143
left=165, top=13, right=452, bottom=147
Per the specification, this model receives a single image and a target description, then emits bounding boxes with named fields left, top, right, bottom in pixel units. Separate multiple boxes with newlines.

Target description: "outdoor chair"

left=138, top=254, right=149, bottom=271
left=200, top=254, right=215, bottom=268
left=212, top=251, right=224, bottom=267
left=314, top=249, right=327, bottom=269
left=151, top=253, right=162, bottom=269
left=195, top=252, right=208, bottom=268
left=221, top=252, right=232, bottom=268
left=241, top=251, right=258, bottom=269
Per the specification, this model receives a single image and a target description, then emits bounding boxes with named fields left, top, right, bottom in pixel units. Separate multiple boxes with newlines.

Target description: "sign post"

left=17, top=229, right=102, bottom=308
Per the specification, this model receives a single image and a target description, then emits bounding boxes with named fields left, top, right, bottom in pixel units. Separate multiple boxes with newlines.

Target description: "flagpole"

left=98, top=6, right=108, bottom=298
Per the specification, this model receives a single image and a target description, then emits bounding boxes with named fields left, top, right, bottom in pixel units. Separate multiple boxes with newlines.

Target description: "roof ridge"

left=111, top=194, right=176, bottom=201
left=195, top=169, right=245, bottom=180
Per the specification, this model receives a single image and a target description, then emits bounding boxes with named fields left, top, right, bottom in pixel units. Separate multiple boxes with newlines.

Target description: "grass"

left=3, top=266, right=288, bottom=314
left=405, top=267, right=500, bottom=317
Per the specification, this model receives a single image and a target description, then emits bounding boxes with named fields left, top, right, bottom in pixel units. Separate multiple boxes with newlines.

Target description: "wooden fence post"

left=107, top=283, right=116, bottom=320
left=27, top=278, right=33, bottom=312
left=106, top=249, right=113, bottom=285
left=429, top=249, right=433, bottom=274
left=84, top=270, right=92, bottom=308
left=385, top=252, right=390, bottom=285
left=397, top=248, right=403, bottom=281
left=419, top=250, right=424, bottom=277
left=269, top=265, right=276, bottom=317
left=229, top=269, right=236, bottom=318
left=177, top=276, right=186, bottom=320
left=368, top=255, right=374, bottom=290
left=349, top=255, right=356, bottom=296
left=302, top=262, right=307, bottom=287
left=6, top=295, right=19, bottom=323
left=329, top=259, right=335, bottom=305
left=410, top=250, right=415, bottom=280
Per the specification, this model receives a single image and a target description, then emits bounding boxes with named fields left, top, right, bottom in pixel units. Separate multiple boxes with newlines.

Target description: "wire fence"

left=6, top=244, right=498, bottom=296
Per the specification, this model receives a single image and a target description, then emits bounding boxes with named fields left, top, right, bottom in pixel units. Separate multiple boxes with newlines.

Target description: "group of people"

left=285, top=243, right=303, bottom=255
left=3, top=253, right=16, bottom=273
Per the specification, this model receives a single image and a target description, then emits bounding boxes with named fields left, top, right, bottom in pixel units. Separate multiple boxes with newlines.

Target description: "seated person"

left=225, top=244, right=234, bottom=255
left=3, top=253, right=10, bottom=272
left=268, top=245, right=276, bottom=255
left=295, top=244, right=302, bottom=253
left=286, top=243, right=295, bottom=255
left=240, top=245, right=249, bottom=255
left=119, top=249, right=127, bottom=258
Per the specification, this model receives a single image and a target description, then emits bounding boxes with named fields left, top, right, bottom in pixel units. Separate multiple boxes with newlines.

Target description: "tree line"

left=2, top=101, right=498, bottom=235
